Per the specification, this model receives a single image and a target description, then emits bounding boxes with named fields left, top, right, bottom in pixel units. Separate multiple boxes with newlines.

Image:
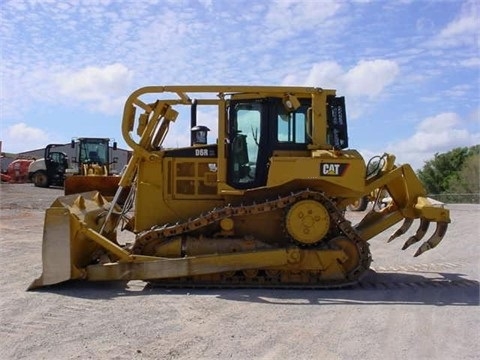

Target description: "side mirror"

left=113, top=142, right=117, bottom=150
left=71, top=140, right=75, bottom=148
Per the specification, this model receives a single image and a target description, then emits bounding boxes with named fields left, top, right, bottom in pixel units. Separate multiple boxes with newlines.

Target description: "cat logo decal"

left=320, top=163, right=348, bottom=176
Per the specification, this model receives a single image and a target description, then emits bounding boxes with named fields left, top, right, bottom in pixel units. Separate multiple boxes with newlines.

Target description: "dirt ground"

left=0, top=183, right=479, bottom=360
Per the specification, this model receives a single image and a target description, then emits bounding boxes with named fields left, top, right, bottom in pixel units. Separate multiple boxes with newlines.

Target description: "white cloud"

left=439, top=5, right=477, bottom=38
left=303, top=61, right=344, bottom=89
left=460, top=57, right=480, bottom=68
left=387, top=112, right=480, bottom=169
left=430, top=0, right=479, bottom=47
left=55, top=63, right=134, bottom=114
left=343, top=60, right=399, bottom=97
left=3, top=123, right=50, bottom=153
left=266, top=0, right=341, bottom=28
left=198, top=0, right=213, bottom=10
left=416, top=112, right=459, bottom=132
left=56, top=63, right=133, bottom=98
left=300, top=59, right=399, bottom=98
left=286, top=59, right=400, bottom=118
left=264, top=0, right=343, bottom=42
left=468, top=107, right=480, bottom=125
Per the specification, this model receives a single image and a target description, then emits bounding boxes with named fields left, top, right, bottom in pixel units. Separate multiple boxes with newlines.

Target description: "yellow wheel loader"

left=63, top=137, right=121, bottom=198
left=29, top=86, right=450, bottom=290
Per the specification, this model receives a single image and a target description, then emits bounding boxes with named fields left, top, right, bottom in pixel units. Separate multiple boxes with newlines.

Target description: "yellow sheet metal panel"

left=267, top=151, right=366, bottom=195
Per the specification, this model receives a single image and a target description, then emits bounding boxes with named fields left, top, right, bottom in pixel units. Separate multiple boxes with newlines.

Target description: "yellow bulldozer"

left=29, top=85, right=450, bottom=290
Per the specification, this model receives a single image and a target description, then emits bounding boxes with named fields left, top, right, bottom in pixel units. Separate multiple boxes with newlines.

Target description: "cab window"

left=276, top=103, right=309, bottom=147
left=230, top=103, right=262, bottom=185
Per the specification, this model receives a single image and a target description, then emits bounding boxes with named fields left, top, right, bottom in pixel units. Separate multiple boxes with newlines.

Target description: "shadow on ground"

left=32, top=270, right=479, bottom=306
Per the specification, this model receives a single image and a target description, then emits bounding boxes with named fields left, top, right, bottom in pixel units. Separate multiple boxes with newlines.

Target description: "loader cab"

left=227, top=95, right=348, bottom=190
left=75, top=138, right=110, bottom=166
left=71, top=138, right=116, bottom=164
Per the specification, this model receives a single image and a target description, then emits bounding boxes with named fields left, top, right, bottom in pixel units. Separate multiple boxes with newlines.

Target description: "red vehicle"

left=5, top=159, right=35, bottom=183
left=1, top=173, right=11, bottom=182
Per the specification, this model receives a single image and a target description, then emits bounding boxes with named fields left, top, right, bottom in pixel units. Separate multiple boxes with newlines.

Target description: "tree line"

left=417, top=145, right=479, bottom=203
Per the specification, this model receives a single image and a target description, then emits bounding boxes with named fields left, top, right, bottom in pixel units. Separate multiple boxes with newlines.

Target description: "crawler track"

left=132, top=190, right=372, bottom=288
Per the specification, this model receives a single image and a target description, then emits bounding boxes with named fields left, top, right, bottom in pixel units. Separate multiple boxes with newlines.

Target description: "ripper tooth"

left=388, top=218, right=414, bottom=243
left=402, top=219, right=430, bottom=250
left=414, top=222, right=449, bottom=257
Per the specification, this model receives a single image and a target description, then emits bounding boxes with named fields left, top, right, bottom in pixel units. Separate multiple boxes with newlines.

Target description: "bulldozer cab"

left=227, top=96, right=348, bottom=189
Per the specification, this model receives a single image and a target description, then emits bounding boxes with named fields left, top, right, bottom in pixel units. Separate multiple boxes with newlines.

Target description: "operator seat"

left=88, top=151, right=101, bottom=164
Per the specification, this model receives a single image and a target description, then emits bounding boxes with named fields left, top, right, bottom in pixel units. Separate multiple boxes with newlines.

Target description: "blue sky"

left=1, top=0, right=479, bottom=169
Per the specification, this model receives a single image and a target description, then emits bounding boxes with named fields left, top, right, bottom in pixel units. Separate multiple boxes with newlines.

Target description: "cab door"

left=227, top=100, right=271, bottom=189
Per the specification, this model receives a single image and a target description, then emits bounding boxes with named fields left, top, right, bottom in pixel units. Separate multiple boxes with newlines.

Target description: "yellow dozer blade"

left=28, top=192, right=300, bottom=290
left=64, top=175, right=121, bottom=197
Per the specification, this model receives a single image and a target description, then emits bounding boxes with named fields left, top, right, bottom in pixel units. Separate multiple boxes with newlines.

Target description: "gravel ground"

left=0, top=183, right=479, bottom=360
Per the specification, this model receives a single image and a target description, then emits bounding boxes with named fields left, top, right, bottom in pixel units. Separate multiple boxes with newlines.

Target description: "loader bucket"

left=28, top=191, right=122, bottom=290
left=64, top=175, right=121, bottom=198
